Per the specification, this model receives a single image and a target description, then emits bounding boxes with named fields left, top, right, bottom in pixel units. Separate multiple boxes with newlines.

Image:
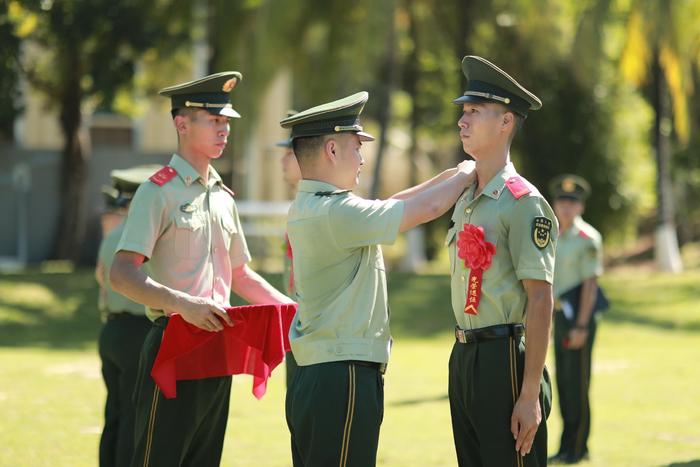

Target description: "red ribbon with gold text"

left=456, top=224, right=496, bottom=315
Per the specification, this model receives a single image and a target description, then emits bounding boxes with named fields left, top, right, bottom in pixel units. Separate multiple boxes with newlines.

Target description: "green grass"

left=1, top=269, right=699, bottom=466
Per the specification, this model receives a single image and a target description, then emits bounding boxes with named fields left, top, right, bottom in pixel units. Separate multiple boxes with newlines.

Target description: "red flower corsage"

left=456, top=224, right=495, bottom=315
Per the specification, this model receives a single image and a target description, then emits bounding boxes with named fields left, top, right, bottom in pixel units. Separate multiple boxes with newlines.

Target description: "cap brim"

left=453, top=94, right=497, bottom=105
left=210, top=107, right=241, bottom=118
left=357, top=131, right=375, bottom=142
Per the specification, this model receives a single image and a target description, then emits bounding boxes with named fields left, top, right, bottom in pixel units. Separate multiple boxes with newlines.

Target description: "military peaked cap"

left=454, top=55, right=541, bottom=117
left=102, top=164, right=163, bottom=208
left=159, top=71, right=242, bottom=118
left=280, top=92, right=374, bottom=141
left=550, top=174, right=591, bottom=201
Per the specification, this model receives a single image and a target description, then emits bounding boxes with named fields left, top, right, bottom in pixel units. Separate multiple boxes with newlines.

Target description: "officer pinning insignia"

left=159, top=71, right=243, bottom=119
left=453, top=55, right=542, bottom=117
left=549, top=174, right=591, bottom=202
left=532, top=216, right=553, bottom=249
left=280, top=92, right=375, bottom=141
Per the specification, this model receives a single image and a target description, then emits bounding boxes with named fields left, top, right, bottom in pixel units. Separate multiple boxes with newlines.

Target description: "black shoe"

left=548, top=452, right=570, bottom=464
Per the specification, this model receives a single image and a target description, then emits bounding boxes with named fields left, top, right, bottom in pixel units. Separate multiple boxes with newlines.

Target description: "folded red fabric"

left=151, top=303, right=297, bottom=399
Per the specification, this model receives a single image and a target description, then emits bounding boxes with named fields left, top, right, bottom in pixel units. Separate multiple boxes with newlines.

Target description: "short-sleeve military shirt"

left=446, top=163, right=558, bottom=330
left=117, top=154, right=251, bottom=320
left=553, top=216, right=603, bottom=298
left=287, top=180, right=405, bottom=366
left=98, top=222, right=148, bottom=317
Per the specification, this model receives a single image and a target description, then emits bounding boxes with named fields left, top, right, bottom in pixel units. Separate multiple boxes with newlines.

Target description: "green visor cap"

left=103, top=164, right=163, bottom=208
left=159, top=71, right=243, bottom=118
left=549, top=174, right=591, bottom=201
left=280, top=92, right=375, bottom=141
left=453, top=56, right=541, bottom=117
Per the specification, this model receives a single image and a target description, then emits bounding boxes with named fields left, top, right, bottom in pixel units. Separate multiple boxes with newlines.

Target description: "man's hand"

left=566, top=327, right=588, bottom=349
left=511, top=394, right=542, bottom=457
left=456, top=159, right=477, bottom=187
left=175, top=296, right=234, bottom=332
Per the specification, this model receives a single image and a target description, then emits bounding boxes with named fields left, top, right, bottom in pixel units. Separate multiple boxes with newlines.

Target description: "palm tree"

left=619, top=0, right=700, bottom=272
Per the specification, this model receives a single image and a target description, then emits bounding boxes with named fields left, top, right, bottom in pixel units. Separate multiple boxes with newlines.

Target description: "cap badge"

left=222, top=77, right=238, bottom=92
left=562, top=178, right=576, bottom=192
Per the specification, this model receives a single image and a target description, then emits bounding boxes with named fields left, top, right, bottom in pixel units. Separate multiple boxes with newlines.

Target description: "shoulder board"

left=314, top=189, right=351, bottom=197
left=221, top=184, right=235, bottom=197
left=149, top=166, right=178, bottom=187
left=578, top=230, right=590, bottom=240
left=505, top=176, right=531, bottom=200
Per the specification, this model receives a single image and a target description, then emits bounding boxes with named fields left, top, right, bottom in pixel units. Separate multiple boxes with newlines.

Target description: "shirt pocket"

left=174, top=214, right=206, bottom=259
left=220, top=215, right=237, bottom=251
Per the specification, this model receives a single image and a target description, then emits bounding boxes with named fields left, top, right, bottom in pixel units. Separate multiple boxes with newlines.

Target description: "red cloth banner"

left=151, top=303, right=297, bottom=400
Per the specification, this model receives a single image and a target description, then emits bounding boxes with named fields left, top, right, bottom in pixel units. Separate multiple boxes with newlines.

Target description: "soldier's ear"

left=325, top=138, right=338, bottom=163
left=174, top=115, right=188, bottom=134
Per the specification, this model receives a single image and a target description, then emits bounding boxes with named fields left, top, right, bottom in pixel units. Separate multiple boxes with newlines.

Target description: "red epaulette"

left=149, top=166, right=178, bottom=187
left=221, top=184, right=235, bottom=197
left=578, top=230, right=590, bottom=240
left=505, top=176, right=531, bottom=199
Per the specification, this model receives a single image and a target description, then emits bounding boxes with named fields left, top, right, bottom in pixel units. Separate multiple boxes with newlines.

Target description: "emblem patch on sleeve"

left=532, top=217, right=553, bottom=249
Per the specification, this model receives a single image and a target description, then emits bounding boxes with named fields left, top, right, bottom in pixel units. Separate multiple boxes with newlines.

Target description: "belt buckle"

left=456, top=328, right=466, bottom=343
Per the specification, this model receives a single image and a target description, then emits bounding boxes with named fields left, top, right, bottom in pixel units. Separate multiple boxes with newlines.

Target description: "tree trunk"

left=453, top=0, right=472, bottom=164
left=399, top=0, right=427, bottom=271
left=652, top=48, right=682, bottom=272
left=52, top=55, right=88, bottom=262
left=370, top=0, right=397, bottom=199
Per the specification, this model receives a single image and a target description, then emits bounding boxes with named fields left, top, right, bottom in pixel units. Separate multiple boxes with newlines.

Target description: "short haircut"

left=292, top=135, right=328, bottom=168
left=171, top=107, right=201, bottom=120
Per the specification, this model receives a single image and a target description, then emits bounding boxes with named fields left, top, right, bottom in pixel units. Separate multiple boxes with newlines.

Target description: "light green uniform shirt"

left=117, top=154, right=251, bottom=321
left=553, top=216, right=603, bottom=298
left=446, top=163, right=558, bottom=330
left=287, top=180, right=405, bottom=366
left=98, top=222, right=148, bottom=318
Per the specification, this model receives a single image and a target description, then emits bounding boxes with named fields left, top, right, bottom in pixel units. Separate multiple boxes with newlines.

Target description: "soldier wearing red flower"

left=446, top=56, right=558, bottom=467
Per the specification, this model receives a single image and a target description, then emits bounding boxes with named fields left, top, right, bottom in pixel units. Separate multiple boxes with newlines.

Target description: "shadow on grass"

left=0, top=270, right=102, bottom=349
left=388, top=273, right=455, bottom=338
left=665, top=461, right=700, bottom=467
left=389, top=393, right=448, bottom=407
left=0, top=270, right=286, bottom=350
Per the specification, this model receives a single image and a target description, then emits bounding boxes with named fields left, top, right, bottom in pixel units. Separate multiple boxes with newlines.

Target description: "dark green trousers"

left=98, top=313, right=151, bottom=467
left=552, top=311, right=597, bottom=460
left=286, top=361, right=384, bottom=467
left=130, top=319, right=232, bottom=467
left=285, top=351, right=299, bottom=388
left=448, top=335, right=551, bottom=467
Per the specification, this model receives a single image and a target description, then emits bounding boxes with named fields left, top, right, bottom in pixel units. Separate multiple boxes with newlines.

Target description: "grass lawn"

left=1, top=268, right=699, bottom=466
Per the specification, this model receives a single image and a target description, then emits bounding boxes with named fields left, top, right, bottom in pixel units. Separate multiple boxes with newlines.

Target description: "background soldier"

left=110, top=71, right=292, bottom=467
left=95, top=165, right=160, bottom=467
left=446, top=55, right=557, bottom=466
left=282, top=91, right=475, bottom=467
left=549, top=174, right=605, bottom=465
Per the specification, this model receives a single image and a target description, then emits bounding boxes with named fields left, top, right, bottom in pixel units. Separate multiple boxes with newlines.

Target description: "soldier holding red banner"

left=110, top=71, right=292, bottom=467
left=445, top=56, right=558, bottom=467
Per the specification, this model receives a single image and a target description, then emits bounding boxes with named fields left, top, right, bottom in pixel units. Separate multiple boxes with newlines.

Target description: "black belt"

left=455, top=323, right=524, bottom=344
left=347, top=360, right=387, bottom=374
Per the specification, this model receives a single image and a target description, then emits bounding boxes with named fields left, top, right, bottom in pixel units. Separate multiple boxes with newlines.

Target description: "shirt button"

left=461, top=275, right=465, bottom=282
left=465, top=208, right=472, bottom=214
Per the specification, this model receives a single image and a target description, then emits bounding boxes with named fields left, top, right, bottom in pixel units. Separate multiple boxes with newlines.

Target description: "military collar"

left=471, top=162, right=517, bottom=200
left=562, top=216, right=585, bottom=237
left=168, top=154, right=222, bottom=188
left=298, top=179, right=351, bottom=196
